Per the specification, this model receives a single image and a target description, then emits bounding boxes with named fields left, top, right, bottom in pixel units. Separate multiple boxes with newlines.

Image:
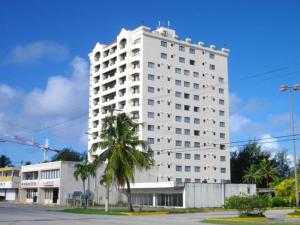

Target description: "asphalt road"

left=0, top=203, right=298, bottom=225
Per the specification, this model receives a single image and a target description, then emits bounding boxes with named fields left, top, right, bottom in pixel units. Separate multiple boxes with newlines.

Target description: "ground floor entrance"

left=43, top=188, right=59, bottom=204
left=0, top=189, right=18, bottom=201
left=131, top=193, right=183, bottom=207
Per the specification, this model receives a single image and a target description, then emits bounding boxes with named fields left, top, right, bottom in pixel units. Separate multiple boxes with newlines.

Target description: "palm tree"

left=243, top=164, right=263, bottom=184
left=259, top=159, right=278, bottom=187
left=91, top=113, right=154, bottom=212
left=73, top=160, right=96, bottom=208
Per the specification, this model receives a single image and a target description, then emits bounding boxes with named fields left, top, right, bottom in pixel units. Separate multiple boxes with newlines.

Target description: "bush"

left=225, top=195, right=268, bottom=217
left=271, top=196, right=289, bottom=207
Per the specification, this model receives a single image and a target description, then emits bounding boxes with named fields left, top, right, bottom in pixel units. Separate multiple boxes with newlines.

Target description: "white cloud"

left=229, top=93, right=242, bottom=115
left=5, top=41, right=69, bottom=64
left=258, top=134, right=280, bottom=152
left=0, top=56, right=89, bottom=148
left=230, top=113, right=251, bottom=133
left=23, top=57, right=88, bottom=117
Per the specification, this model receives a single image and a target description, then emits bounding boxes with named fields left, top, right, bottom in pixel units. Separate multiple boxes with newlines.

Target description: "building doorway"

left=53, top=188, right=59, bottom=204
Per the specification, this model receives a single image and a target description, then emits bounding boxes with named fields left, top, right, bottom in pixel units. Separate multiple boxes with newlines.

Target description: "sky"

left=0, top=0, right=300, bottom=165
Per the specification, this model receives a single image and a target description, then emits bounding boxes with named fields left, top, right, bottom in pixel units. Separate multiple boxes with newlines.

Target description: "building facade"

left=88, top=25, right=230, bottom=186
left=0, top=167, right=20, bottom=201
left=19, top=161, right=86, bottom=205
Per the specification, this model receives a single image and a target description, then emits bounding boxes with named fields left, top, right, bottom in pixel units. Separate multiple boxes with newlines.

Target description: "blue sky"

left=0, top=0, right=300, bottom=165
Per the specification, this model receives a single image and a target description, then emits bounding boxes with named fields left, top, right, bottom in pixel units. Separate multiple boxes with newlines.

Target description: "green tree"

left=275, top=178, right=300, bottom=205
left=231, top=142, right=271, bottom=184
left=91, top=113, right=154, bottom=212
left=52, top=148, right=85, bottom=162
left=259, top=159, right=278, bottom=187
left=73, top=160, right=96, bottom=208
left=243, top=164, right=263, bottom=184
left=0, top=155, right=13, bottom=167
left=273, top=150, right=291, bottom=178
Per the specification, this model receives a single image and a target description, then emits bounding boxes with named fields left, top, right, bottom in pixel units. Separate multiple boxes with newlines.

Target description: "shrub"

left=271, top=196, right=289, bottom=207
left=225, top=195, right=268, bottom=217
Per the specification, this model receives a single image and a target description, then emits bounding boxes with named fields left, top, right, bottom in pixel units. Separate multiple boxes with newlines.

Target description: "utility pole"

left=280, top=84, right=300, bottom=208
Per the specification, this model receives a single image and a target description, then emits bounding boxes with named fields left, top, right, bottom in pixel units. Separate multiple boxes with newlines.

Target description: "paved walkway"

left=0, top=203, right=299, bottom=225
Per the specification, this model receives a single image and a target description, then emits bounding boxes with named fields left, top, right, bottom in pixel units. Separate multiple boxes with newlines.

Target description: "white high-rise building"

left=88, top=25, right=230, bottom=186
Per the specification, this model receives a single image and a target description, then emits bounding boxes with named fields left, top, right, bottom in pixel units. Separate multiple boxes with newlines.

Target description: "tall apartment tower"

left=88, top=26, right=230, bottom=184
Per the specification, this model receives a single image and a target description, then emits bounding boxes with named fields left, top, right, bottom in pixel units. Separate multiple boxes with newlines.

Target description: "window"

left=176, top=140, right=182, bottom=146
left=220, top=122, right=225, bottom=127
left=176, top=165, right=182, bottom=172
left=148, top=99, right=154, bottom=105
left=185, top=178, right=191, bottom=183
left=220, top=144, right=226, bottom=150
left=194, top=118, right=200, bottom=124
left=179, top=45, right=185, bottom=52
left=161, top=53, right=167, bottom=59
left=219, top=110, right=225, bottom=116
left=176, top=178, right=182, bottom=184
left=185, top=141, right=191, bottom=148
left=179, top=57, right=185, bottom=63
left=184, top=117, right=190, bottom=123
left=189, top=48, right=195, bottom=54
left=148, top=112, right=155, bottom=118
left=175, top=104, right=182, bottom=110
left=148, top=74, right=155, bottom=80
left=194, top=154, right=200, bottom=160
left=148, top=86, right=155, bottom=93
left=148, top=125, right=155, bottom=131
left=161, top=41, right=167, bottom=47
left=190, top=60, right=195, bottom=65
left=194, top=95, right=199, bottom=101
left=221, top=168, right=226, bottom=173
left=184, top=93, right=190, bottom=99
left=176, top=153, right=182, bottom=159
left=220, top=133, right=225, bottom=139
left=147, top=138, right=154, bottom=144
left=184, top=70, right=190, bottom=76
left=184, top=105, right=190, bottom=111
left=219, top=77, right=224, bottom=83
left=184, top=153, right=191, bottom=159
left=148, top=62, right=155, bottom=68
left=209, top=53, right=215, bottom=59
left=193, top=72, right=199, bottom=78
left=184, top=81, right=190, bottom=87
left=193, top=83, right=199, bottom=89
left=175, top=68, right=181, bottom=74
left=194, top=142, right=200, bottom=148
left=185, top=166, right=191, bottom=172
left=219, top=99, right=225, bottom=105
left=220, top=156, right=226, bottom=161
left=41, top=169, right=60, bottom=179
left=195, top=179, right=201, bottom=183
left=175, top=79, right=181, bottom=86
left=219, top=88, right=224, bottom=94
left=176, top=128, right=182, bottom=134
left=194, top=130, right=200, bottom=136
left=195, top=166, right=200, bottom=172
left=209, top=64, right=215, bottom=70
left=175, top=91, right=182, bottom=98
left=175, top=116, right=182, bottom=122
left=194, top=106, right=200, bottom=112
left=184, top=129, right=190, bottom=135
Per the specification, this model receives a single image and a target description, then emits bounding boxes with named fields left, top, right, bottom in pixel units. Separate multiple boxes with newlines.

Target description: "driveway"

left=0, top=203, right=298, bottom=225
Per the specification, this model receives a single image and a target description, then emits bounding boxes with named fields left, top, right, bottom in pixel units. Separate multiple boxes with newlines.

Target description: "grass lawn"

left=202, top=219, right=300, bottom=225
left=62, top=208, right=123, bottom=215
left=286, top=209, right=300, bottom=218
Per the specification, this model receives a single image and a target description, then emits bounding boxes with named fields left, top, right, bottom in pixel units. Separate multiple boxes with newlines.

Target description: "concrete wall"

left=184, top=183, right=256, bottom=208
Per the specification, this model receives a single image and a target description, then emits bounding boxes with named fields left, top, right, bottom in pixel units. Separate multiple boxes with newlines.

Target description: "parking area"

left=0, top=202, right=298, bottom=225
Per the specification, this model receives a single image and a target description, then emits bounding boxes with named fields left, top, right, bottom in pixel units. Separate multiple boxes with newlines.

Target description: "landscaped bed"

left=202, top=218, right=299, bottom=225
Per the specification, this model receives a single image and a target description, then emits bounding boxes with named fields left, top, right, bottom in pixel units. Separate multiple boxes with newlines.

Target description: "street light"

left=280, top=84, right=300, bottom=208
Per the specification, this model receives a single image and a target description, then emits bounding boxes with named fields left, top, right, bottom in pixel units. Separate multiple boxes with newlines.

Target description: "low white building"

left=19, top=161, right=88, bottom=205
left=0, top=167, right=20, bottom=201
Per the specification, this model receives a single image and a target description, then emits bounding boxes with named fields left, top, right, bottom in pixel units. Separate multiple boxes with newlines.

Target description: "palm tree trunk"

left=126, top=180, right=134, bottom=212
left=83, top=179, right=86, bottom=209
